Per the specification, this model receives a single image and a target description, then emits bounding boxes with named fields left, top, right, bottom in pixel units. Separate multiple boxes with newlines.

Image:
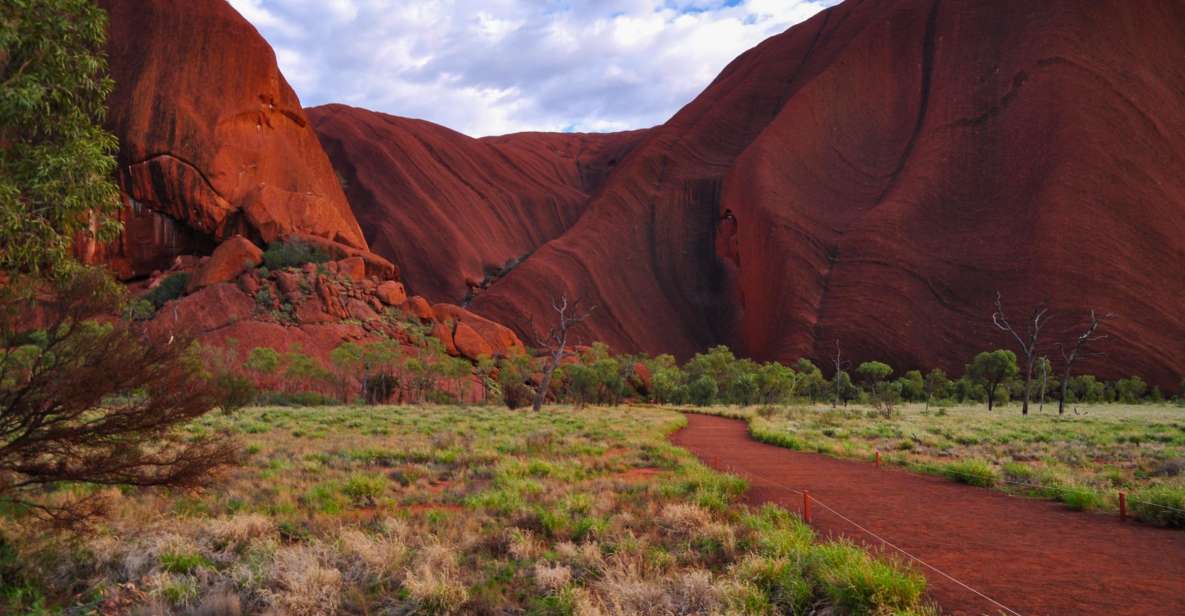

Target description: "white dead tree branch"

left=532, top=295, right=596, bottom=412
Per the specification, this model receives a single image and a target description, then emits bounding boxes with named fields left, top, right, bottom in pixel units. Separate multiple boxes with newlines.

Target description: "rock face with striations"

left=463, top=0, right=1185, bottom=387
left=89, top=0, right=375, bottom=278
left=308, top=105, right=646, bottom=303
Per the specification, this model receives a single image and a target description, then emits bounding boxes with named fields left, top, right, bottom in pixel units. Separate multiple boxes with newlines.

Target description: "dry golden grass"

left=2, top=405, right=935, bottom=614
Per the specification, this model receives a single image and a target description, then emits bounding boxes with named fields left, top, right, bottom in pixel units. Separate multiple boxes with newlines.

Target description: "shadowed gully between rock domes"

left=308, top=104, right=647, bottom=304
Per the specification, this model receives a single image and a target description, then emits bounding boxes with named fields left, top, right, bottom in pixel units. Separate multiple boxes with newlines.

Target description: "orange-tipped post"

left=875, top=450, right=881, bottom=468
left=803, top=490, right=812, bottom=524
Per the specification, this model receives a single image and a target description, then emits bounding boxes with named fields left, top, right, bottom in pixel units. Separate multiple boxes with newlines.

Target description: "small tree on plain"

left=1056, top=310, right=1115, bottom=415
left=924, top=368, right=951, bottom=409
left=857, top=361, right=895, bottom=416
left=992, top=292, right=1052, bottom=416
left=968, top=350, right=1019, bottom=412
left=532, top=296, right=595, bottom=412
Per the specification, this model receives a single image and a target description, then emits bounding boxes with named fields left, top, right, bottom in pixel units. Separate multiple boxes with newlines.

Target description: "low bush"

left=159, top=551, right=214, bottom=575
left=342, top=473, right=387, bottom=506
left=809, top=542, right=928, bottom=614
left=942, top=459, right=998, bottom=487
left=1058, top=487, right=1105, bottom=511
left=1129, top=486, right=1185, bottom=527
left=144, top=272, right=190, bottom=308
left=262, top=240, right=330, bottom=270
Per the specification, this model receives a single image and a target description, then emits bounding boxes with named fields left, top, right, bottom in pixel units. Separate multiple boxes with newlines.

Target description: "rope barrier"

left=716, top=459, right=1025, bottom=616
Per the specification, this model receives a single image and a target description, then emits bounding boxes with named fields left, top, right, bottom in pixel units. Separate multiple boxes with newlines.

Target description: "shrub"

left=365, top=373, right=399, bottom=404
left=733, top=555, right=812, bottom=613
left=343, top=473, right=387, bottom=506
left=262, top=240, right=330, bottom=270
left=144, top=273, right=191, bottom=308
left=1058, top=488, right=1105, bottom=511
left=0, top=270, right=237, bottom=523
left=159, top=551, right=213, bottom=575
left=688, top=375, right=718, bottom=406
left=123, top=297, right=156, bottom=321
left=212, top=372, right=256, bottom=413
left=942, top=459, right=998, bottom=487
left=1129, top=486, right=1185, bottom=527
left=810, top=542, right=927, bottom=613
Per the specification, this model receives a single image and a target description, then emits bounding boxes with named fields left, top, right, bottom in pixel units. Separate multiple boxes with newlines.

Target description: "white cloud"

left=227, top=0, right=840, bottom=136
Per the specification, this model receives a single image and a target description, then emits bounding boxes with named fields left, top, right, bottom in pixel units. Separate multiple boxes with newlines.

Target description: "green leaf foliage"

left=0, top=0, right=123, bottom=275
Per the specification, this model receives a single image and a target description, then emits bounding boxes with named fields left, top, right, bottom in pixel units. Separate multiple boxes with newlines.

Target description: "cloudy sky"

left=228, top=0, right=840, bottom=137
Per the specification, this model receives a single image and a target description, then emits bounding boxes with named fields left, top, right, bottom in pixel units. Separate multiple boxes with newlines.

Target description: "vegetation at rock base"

left=1, top=405, right=934, bottom=614
left=261, top=239, right=331, bottom=271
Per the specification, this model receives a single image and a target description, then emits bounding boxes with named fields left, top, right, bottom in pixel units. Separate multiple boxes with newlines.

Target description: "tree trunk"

left=532, top=343, right=565, bottom=412
left=1039, top=367, right=1048, bottom=412
left=1059, top=368, right=1071, bottom=415
left=1022, top=358, right=1033, bottom=416
left=988, top=382, right=995, bottom=412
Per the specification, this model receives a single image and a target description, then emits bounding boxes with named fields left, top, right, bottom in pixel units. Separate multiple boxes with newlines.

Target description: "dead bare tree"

left=1056, top=310, right=1115, bottom=416
left=831, top=340, right=851, bottom=409
left=993, top=291, right=1052, bottom=416
left=532, top=295, right=595, bottom=412
left=1037, top=357, right=1051, bottom=412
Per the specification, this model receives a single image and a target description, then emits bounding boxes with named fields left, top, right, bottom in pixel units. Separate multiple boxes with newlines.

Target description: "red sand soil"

left=671, top=414, right=1185, bottom=616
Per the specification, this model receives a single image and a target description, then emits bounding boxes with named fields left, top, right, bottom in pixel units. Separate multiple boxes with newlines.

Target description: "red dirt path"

left=670, top=414, right=1185, bottom=616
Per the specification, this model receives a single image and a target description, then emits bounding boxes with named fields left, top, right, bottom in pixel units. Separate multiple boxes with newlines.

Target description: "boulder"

left=432, top=303, right=525, bottom=357
left=376, top=281, right=408, bottom=306
left=187, top=236, right=262, bottom=292
left=274, top=270, right=303, bottom=299
left=146, top=283, right=254, bottom=339
left=431, top=321, right=458, bottom=355
left=316, top=277, right=348, bottom=320
left=453, top=321, right=494, bottom=361
left=347, top=298, right=379, bottom=321
left=630, top=362, right=653, bottom=395
left=405, top=296, right=435, bottom=322
left=337, top=257, right=367, bottom=283
left=295, top=300, right=335, bottom=325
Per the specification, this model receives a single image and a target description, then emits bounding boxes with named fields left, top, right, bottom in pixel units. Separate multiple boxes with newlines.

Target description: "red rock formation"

left=187, top=236, right=263, bottom=292
left=93, top=0, right=371, bottom=277
left=469, top=0, right=1185, bottom=387
left=308, top=104, right=646, bottom=303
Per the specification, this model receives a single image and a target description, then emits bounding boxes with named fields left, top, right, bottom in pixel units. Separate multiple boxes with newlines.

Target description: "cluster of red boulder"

left=140, top=238, right=524, bottom=367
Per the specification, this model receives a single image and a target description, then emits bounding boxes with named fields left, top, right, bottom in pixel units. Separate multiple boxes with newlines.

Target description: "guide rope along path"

left=718, top=458, right=1025, bottom=616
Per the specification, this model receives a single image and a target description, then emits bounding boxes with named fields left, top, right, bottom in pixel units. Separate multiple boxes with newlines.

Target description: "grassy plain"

left=3, top=405, right=934, bottom=615
left=699, top=403, right=1185, bottom=526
